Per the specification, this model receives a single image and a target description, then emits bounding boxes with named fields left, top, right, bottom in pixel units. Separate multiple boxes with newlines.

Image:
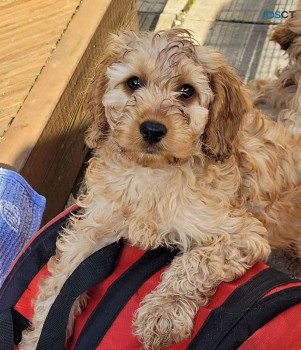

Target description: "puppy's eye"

left=127, top=76, right=142, bottom=91
left=178, top=84, right=195, bottom=99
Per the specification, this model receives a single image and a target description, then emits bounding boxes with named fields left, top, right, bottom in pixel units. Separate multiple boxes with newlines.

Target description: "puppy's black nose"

left=139, top=121, right=167, bottom=144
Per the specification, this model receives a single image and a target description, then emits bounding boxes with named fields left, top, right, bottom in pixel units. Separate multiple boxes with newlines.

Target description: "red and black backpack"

left=1, top=205, right=301, bottom=350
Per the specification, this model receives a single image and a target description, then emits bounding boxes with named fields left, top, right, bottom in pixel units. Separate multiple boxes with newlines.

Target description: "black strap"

left=0, top=208, right=79, bottom=306
left=0, top=308, right=14, bottom=350
left=188, top=268, right=300, bottom=350
left=0, top=308, right=30, bottom=349
left=74, top=246, right=178, bottom=350
left=36, top=241, right=123, bottom=350
left=218, top=286, right=301, bottom=349
left=12, top=309, right=30, bottom=345
left=0, top=308, right=31, bottom=349
left=0, top=208, right=78, bottom=350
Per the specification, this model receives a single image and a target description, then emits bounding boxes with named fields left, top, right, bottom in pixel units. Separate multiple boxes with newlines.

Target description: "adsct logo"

left=262, top=10, right=295, bottom=20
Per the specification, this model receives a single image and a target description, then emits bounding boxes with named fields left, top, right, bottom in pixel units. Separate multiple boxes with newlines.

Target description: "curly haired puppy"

left=20, top=29, right=301, bottom=349
left=250, top=3, right=301, bottom=133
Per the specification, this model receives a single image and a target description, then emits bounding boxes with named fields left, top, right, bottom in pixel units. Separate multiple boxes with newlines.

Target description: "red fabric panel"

left=72, top=252, right=301, bottom=350
left=70, top=248, right=269, bottom=350
left=13, top=238, right=301, bottom=350
left=14, top=266, right=49, bottom=320
left=70, top=244, right=148, bottom=349
left=239, top=302, right=301, bottom=350
left=13, top=205, right=78, bottom=320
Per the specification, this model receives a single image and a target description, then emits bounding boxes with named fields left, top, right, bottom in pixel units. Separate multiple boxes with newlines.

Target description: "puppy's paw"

left=133, top=292, right=197, bottom=349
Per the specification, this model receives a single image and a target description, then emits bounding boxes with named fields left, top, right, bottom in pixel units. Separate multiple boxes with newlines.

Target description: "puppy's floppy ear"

left=198, top=50, right=252, bottom=161
left=85, top=33, right=123, bottom=148
left=270, top=7, right=301, bottom=51
left=271, top=23, right=298, bottom=51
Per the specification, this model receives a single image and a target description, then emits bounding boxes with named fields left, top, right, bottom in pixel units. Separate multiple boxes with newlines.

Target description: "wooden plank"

left=0, top=0, right=82, bottom=138
left=0, top=0, right=138, bottom=223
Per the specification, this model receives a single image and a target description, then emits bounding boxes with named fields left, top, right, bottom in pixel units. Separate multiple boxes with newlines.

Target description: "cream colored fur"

left=20, top=29, right=301, bottom=349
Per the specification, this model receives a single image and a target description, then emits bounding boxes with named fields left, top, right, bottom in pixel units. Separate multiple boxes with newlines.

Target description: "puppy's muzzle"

left=140, top=120, right=167, bottom=144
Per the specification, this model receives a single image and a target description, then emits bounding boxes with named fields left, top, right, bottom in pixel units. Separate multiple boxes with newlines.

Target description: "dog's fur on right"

left=250, top=2, right=301, bottom=133
left=20, top=29, right=301, bottom=350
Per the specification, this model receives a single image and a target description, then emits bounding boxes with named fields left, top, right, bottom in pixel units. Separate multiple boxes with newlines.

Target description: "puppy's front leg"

left=133, top=232, right=270, bottom=349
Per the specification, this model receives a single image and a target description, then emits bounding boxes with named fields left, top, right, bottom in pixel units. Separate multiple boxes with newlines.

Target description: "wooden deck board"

left=0, top=0, right=81, bottom=138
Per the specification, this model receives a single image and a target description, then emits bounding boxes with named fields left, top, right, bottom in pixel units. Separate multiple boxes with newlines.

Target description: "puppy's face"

left=104, top=31, right=212, bottom=166
left=87, top=30, right=251, bottom=165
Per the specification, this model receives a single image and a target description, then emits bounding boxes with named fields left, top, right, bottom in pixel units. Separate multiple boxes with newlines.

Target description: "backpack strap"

left=187, top=267, right=301, bottom=350
left=37, top=245, right=177, bottom=350
left=0, top=308, right=14, bottom=350
left=0, top=308, right=29, bottom=349
left=73, top=246, right=178, bottom=350
left=0, top=208, right=77, bottom=306
left=218, top=285, right=301, bottom=349
left=36, top=241, right=123, bottom=350
left=0, top=207, right=79, bottom=349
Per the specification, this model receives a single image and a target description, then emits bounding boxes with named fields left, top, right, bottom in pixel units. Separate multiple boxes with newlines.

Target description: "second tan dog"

left=250, top=4, right=301, bottom=133
left=20, top=29, right=301, bottom=349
